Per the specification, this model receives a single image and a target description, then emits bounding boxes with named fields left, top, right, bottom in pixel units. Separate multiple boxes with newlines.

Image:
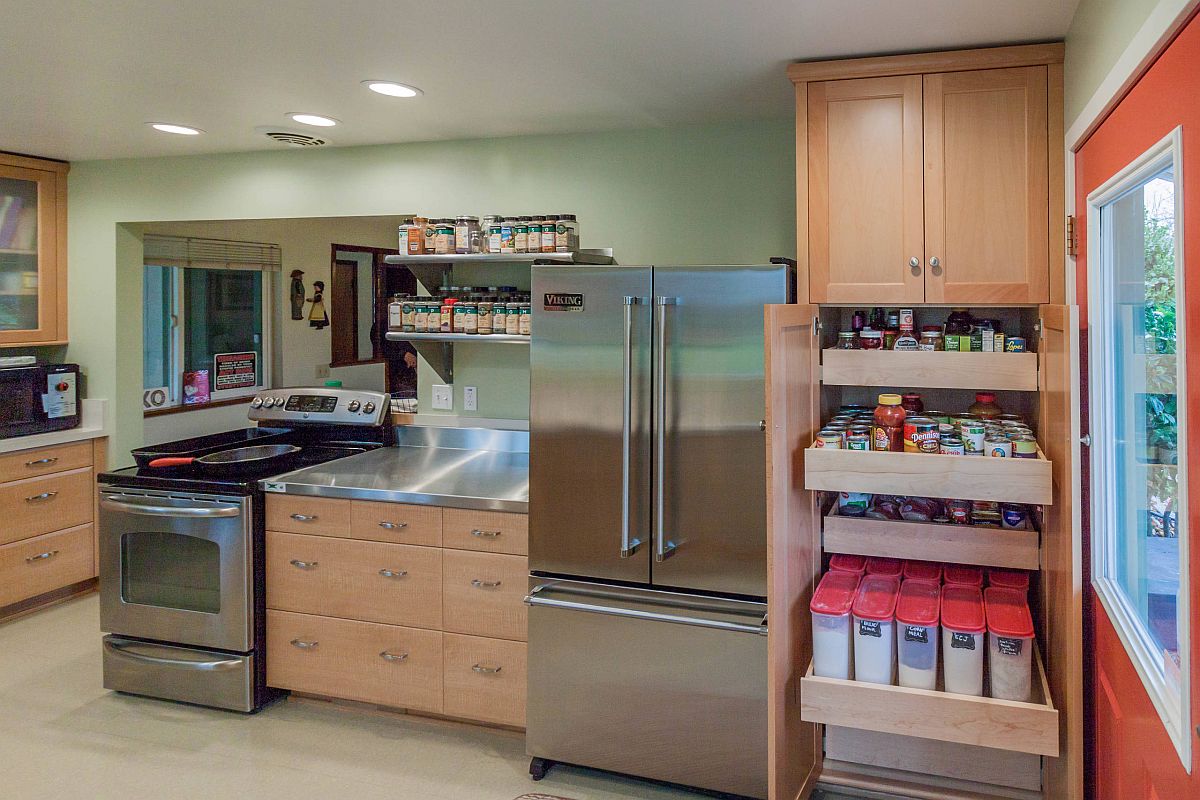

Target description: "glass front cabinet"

left=0, top=153, right=68, bottom=346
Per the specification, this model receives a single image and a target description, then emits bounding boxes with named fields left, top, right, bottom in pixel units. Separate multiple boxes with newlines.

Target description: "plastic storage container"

left=985, top=587, right=1036, bottom=702
left=810, top=571, right=861, bottom=679
left=943, top=564, right=984, bottom=587
left=987, top=568, right=1031, bottom=594
left=828, top=554, right=867, bottom=575
left=895, top=579, right=941, bottom=690
left=852, top=575, right=900, bottom=685
left=903, top=560, right=943, bottom=583
left=941, top=585, right=986, bottom=696
left=865, top=557, right=904, bottom=579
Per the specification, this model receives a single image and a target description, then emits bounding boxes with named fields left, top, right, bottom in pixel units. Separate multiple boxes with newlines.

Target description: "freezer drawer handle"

left=654, top=296, right=679, bottom=562
left=379, top=650, right=409, bottom=662
left=101, top=498, right=242, bottom=518
left=25, top=549, right=59, bottom=562
left=620, top=295, right=645, bottom=559
left=290, top=513, right=318, bottom=522
left=379, top=568, right=408, bottom=579
left=378, top=521, right=408, bottom=530
left=24, top=456, right=58, bottom=467
left=471, top=663, right=502, bottom=674
left=104, top=639, right=244, bottom=671
left=24, top=491, right=58, bottom=503
left=471, top=579, right=502, bottom=589
left=525, top=588, right=768, bottom=635
left=289, top=559, right=319, bottom=570
left=289, top=639, right=319, bottom=650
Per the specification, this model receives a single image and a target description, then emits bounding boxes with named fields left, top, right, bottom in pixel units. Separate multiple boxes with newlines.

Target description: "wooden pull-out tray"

left=821, top=349, right=1040, bottom=391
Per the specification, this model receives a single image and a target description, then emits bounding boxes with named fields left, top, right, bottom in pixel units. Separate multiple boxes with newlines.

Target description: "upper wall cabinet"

left=0, top=153, right=69, bottom=346
left=794, top=45, right=1062, bottom=305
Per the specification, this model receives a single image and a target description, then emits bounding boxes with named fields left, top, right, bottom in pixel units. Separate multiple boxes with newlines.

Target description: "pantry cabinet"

left=797, top=46, right=1061, bottom=305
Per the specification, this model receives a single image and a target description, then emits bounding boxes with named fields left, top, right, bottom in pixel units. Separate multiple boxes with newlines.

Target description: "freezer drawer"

left=102, top=635, right=254, bottom=712
left=525, top=580, right=767, bottom=798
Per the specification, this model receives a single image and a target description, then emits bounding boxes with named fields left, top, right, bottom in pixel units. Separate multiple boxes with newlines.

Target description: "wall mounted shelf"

left=385, top=330, right=530, bottom=382
left=383, top=249, right=615, bottom=289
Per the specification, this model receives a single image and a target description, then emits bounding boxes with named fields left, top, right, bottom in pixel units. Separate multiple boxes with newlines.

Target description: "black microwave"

left=0, top=363, right=82, bottom=439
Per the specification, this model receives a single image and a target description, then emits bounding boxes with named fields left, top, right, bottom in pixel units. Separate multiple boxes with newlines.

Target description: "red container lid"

left=903, top=560, right=943, bottom=583
left=988, top=568, right=1030, bottom=590
left=985, top=587, right=1035, bottom=638
left=940, top=585, right=986, bottom=633
left=828, top=554, right=866, bottom=574
left=896, top=579, right=941, bottom=626
left=943, top=564, right=984, bottom=587
left=865, top=557, right=904, bottom=578
left=810, top=571, right=861, bottom=616
left=852, top=575, right=900, bottom=621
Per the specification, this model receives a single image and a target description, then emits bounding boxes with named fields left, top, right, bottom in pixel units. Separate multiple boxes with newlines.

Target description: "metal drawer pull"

left=289, top=559, right=318, bottom=570
left=290, top=639, right=319, bottom=650
left=25, top=491, right=58, bottom=503
left=471, top=663, right=502, bottom=674
left=471, top=529, right=502, bottom=539
left=290, top=513, right=317, bottom=522
left=378, top=521, right=408, bottom=530
left=379, top=568, right=408, bottom=579
left=379, top=650, right=409, bottom=662
left=25, top=550, right=59, bottom=562
left=25, top=457, right=59, bottom=467
left=471, top=579, right=502, bottom=589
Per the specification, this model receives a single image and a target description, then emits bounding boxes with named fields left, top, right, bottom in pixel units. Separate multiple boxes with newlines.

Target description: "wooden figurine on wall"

left=308, top=280, right=329, bottom=329
left=289, top=269, right=306, bottom=320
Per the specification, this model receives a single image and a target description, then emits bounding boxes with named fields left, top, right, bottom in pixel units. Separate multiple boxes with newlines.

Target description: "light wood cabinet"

left=443, top=633, right=527, bottom=728
left=0, top=153, right=69, bottom=346
left=798, top=49, right=1059, bottom=305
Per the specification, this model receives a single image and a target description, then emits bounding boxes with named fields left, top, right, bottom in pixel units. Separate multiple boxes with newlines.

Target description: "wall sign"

left=213, top=352, right=258, bottom=390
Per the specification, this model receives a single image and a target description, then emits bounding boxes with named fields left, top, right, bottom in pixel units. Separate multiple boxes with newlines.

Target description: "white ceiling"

left=2, top=0, right=1079, bottom=162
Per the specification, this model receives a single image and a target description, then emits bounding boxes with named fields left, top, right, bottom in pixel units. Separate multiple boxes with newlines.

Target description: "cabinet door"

left=0, top=158, right=67, bottom=345
left=923, top=67, right=1049, bottom=303
left=808, top=76, right=925, bottom=304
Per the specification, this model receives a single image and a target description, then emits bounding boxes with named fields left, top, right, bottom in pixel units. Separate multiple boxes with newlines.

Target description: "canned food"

left=925, top=410, right=952, bottom=424
left=1001, top=504, right=1029, bottom=530
left=1013, top=436, right=1038, bottom=458
left=815, top=432, right=844, bottom=449
left=940, top=437, right=965, bottom=455
left=903, top=417, right=940, bottom=453
left=947, top=499, right=972, bottom=525
left=837, top=492, right=870, bottom=517
left=986, top=437, right=1012, bottom=457
left=972, top=511, right=1002, bottom=528
left=997, top=415, right=1024, bottom=424
left=846, top=433, right=870, bottom=451
left=959, top=422, right=986, bottom=455
left=1005, top=336, right=1027, bottom=352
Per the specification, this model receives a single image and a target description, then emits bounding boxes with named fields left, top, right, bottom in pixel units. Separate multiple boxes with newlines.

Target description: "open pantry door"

left=765, top=304, right=821, bottom=800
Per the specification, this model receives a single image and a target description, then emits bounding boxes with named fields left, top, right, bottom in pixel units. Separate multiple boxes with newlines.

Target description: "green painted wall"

left=1065, top=0, right=1163, bottom=125
left=66, top=119, right=795, bottom=459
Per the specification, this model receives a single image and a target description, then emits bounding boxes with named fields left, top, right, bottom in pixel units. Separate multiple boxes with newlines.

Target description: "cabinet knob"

left=909, top=257, right=920, bottom=268
left=929, top=256, right=941, bottom=274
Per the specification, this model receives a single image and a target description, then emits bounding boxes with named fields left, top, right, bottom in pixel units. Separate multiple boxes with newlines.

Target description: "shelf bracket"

left=410, top=341, right=453, bottom=383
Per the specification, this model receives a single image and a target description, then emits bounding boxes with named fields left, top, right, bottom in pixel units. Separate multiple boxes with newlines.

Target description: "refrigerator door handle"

left=524, top=586, right=767, bottom=635
left=654, top=295, right=678, bottom=562
left=620, top=296, right=644, bottom=558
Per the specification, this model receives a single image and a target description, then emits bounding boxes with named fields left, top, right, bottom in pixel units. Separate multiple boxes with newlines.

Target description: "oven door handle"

left=103, top=639, right=244, bottom=671
left=100, top=498, right=242, bottom=518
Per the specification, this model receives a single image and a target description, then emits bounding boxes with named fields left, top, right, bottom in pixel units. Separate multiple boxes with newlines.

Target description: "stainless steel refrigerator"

left=526, top=263, right=791, bottom=799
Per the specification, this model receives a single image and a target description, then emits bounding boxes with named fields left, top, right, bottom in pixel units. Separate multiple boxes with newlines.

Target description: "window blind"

left=143, top=235, right=282, bottom=272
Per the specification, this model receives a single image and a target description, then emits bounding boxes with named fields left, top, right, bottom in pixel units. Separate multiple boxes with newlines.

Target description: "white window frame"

left=1087, top=125, right=1191, bottom=769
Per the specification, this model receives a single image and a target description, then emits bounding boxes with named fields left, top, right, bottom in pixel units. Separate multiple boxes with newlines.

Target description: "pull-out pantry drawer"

left=265, top=495, right=352, bottom=537
left=442, top=550, right=528, bottom=641
left=443, top=633, right=526, bottom=728
left=267, top=609, right=442, bottom=713
left=0, top=441, right=93, bottom=483
left=441, top=508, right=528, bottom=555
left=0, top=467, right=93, bottom=546
left=266, top=531, right=442, bottom=629
left=0, top=524, right=95, bottom=607
left=349, top=500, right=441, bottom=547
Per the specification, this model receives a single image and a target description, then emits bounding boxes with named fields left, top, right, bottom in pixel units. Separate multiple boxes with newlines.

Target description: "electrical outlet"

left=315, top=363, right=330, bottom=379
left=463, top=386, right=478, bottom=411
left=432, top=384, right=453, bottom=410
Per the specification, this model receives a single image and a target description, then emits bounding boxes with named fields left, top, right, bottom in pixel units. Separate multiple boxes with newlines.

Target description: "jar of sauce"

left=872, top=393, right=906, bottom=452
left=969, top=392, right=1003, bottom=419
left=901, top=392, right=924, bottom=414
left=860, top=330, right=883, bottom=350
left=883, top=328, right=899, bottom=350
left=918, top=326, right=943, bottom=351
left=836, top=331, right=860, bottom=350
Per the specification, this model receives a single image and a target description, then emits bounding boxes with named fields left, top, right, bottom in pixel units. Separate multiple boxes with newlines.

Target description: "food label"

left=951, top=632, right=977, bottom=650
left=997, top=637, right=1024, bottom=657
left=858, top=619, right=882, bottom=638
left=871, top=425, right=891, bottom=451
left=904, top=625, right=929, bottom=644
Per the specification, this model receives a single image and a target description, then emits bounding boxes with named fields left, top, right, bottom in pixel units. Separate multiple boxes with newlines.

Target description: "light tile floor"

left=0, top=594, right=880, bottom=800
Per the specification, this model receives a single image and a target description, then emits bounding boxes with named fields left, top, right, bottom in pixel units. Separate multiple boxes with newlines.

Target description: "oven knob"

left=250, top=397, right=263, bottom=409
left=56, top=381, right=70, bottom=392
left=347, top=400, right=361, bottom=412
left=273, top=396, right=285, bottom=407
left=261, top=397, right=274, bottom=408
left=363, top=402, right=376, bottom=414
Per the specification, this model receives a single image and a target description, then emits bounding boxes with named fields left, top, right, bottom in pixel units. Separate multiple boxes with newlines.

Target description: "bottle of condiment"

left=860, top=330, right=883, bottom=350
left=872, top=393, right=906, bottom=452
left=852, top=310, right=867, bottom=333
left=541, top=215, right=559, bottom=253
left=901, top=392, right=924, bottom=414
left=946, top=308, right=973, bottom=335
left=969, top=392, right=1003, bottom=420
left=918, top=326, right=943, bottom=351
left=893, top=326, right=919, bottom=351
left=883, top=328, right=899, bottom=350
left=870, top=307, right=886, bottom=330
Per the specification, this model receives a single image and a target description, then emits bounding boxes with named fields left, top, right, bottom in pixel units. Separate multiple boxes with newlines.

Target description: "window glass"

left=182, top=269, right=263, bottom=385
left=0, top=177, right=40, bottom=332
left=121, top=532, right=221, bottom=614
left=143, top=266, right=175, bottom=392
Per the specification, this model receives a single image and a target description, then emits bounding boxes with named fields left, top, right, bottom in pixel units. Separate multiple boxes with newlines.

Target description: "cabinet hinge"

left=814, top=316, right=822, bottom=333
left=1066, top=215, right=1079, bottom=257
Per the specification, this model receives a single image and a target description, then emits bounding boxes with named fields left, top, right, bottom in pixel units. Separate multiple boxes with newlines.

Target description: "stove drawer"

left=265, top=495, right=351, bottom=538
left=1, top=467, right=93, bottom=546
left=266, top=531, right=442, bottom=629
left=442, top=550, right=528, bottom=641
left=0, top=524, right=94, bottom=608
left=443, top=633, right=526, bottom=728
left=350, top=500, right=441, bottom=547
left=267, top=610, right=443, bottom=713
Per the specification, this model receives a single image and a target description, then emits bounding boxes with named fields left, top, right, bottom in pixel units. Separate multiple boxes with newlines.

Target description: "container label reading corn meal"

left=997, top=637, right=1023, bottom=656
left=951, top=632, right=976, bottom=650
left=904, top=626, right=928, bottom=644
left=858, top=620, right=882, bottom=638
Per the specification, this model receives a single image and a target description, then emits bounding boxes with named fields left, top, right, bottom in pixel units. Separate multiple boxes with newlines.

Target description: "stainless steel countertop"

left=260, top=444, right=529, bottom=513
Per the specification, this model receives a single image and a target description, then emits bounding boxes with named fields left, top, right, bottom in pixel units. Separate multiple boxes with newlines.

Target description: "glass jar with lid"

left=514, top=217, right=530, bottom=252
left=918, top=326, right=943, bottom=351
left=541, top=215, right=559, bottom=253
left=500, top=218, right=517, bottom=253
left=860, top=330, right=884, bottom=350
left=836, top=331, right=861, bottom=350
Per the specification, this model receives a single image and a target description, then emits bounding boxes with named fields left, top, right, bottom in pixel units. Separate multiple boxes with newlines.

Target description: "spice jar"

left=409, top=216, right=428, bottom=255
left=492, top=302, right=507, bottom=334
left=461, top=302, right=478, bottom=334
left=860, top=330, right=883, bottom=350
left=514, top=217, right=530, bottom=253
left=434, top=219, right=455, bottom=254
left=519, top=302, right=532, bottom=335
left=400, top=296, right=416, bottom=332
left=453, top=301, right=468, bottom=333
left=836, top=331, right=860, bottom=350
left=439, top=298, right=456, bottom=333
left=505, top=302, right=521, bottom=335
left=541, top=215, right=559, bottom=253
left=477, top=299, right=493, bottom=335
left=500, top=218, right=516, bottom=253
left=918, top=326, right=943, bottom=351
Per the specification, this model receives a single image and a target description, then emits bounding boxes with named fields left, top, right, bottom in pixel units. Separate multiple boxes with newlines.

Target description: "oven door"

left=99, top=489, right=252, bottom=653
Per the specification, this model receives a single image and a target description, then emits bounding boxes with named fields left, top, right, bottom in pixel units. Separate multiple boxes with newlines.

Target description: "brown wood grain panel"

left=441, top=508, right=527, bottom=555
left=0, top=440, right=92, bottom=483
left=0, top=467, right=93, bottom=545
left=442, top=633, right=526, bottom=728
left=441, top=550, right=527, bottom=642
left=265, top=495, right=352, bottom=537
left=0, top=524, right=94, bottom=607
left=349, top=500, right=441, bottom=547
left=820, top=349, right=1040, bottom=392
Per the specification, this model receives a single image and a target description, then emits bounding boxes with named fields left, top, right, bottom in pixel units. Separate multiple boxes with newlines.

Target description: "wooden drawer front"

left=267, top=610, right=442, bottom=713
left=443, top=633, right=526, bottom=727
left=442, top=550, right=528, bottom=641
left=442, top=508, right=528, bottom=555
left=265, top=495, right=351, bottom=537
left=0, top=441, right=93, bottom=484
left=266, top=532, right=442, bottom=629
left=0, top=524, right=95, bottom=607
left=350, top=500, right=441, bottom=547
left=0, top=467, right=93, bottom=546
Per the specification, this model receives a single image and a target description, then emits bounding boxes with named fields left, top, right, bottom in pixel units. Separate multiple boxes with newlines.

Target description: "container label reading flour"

left=858, top=619, right=882, bottom=638
left=904, top=625, right=928, bottom=644
left=951, top=632, right=977, bottom=650
left=542, top=293, right=584, bottom=312
left=997, top=637, right=1023, bottom=656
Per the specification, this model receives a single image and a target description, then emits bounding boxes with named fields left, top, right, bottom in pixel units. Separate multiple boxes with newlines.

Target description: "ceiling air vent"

left=259, top=129, right=328, bottom=147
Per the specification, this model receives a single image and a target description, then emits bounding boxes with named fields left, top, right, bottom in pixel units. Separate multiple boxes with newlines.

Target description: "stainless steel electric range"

left=96, top=387, right=391, bottom=712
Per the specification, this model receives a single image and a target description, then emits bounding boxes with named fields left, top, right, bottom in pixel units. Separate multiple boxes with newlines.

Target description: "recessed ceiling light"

left=362, top=80, right=423, bottom=98
left=288, top=113, right=339, bottom=127
left=148, top=123, right=203, bottom=135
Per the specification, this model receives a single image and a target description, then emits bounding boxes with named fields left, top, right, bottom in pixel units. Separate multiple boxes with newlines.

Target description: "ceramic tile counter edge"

left=0, top=399, right=107, bottom=454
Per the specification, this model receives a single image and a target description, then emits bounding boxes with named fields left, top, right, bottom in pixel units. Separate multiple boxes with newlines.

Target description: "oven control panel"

left=247, top=388, right=389, bottom=426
